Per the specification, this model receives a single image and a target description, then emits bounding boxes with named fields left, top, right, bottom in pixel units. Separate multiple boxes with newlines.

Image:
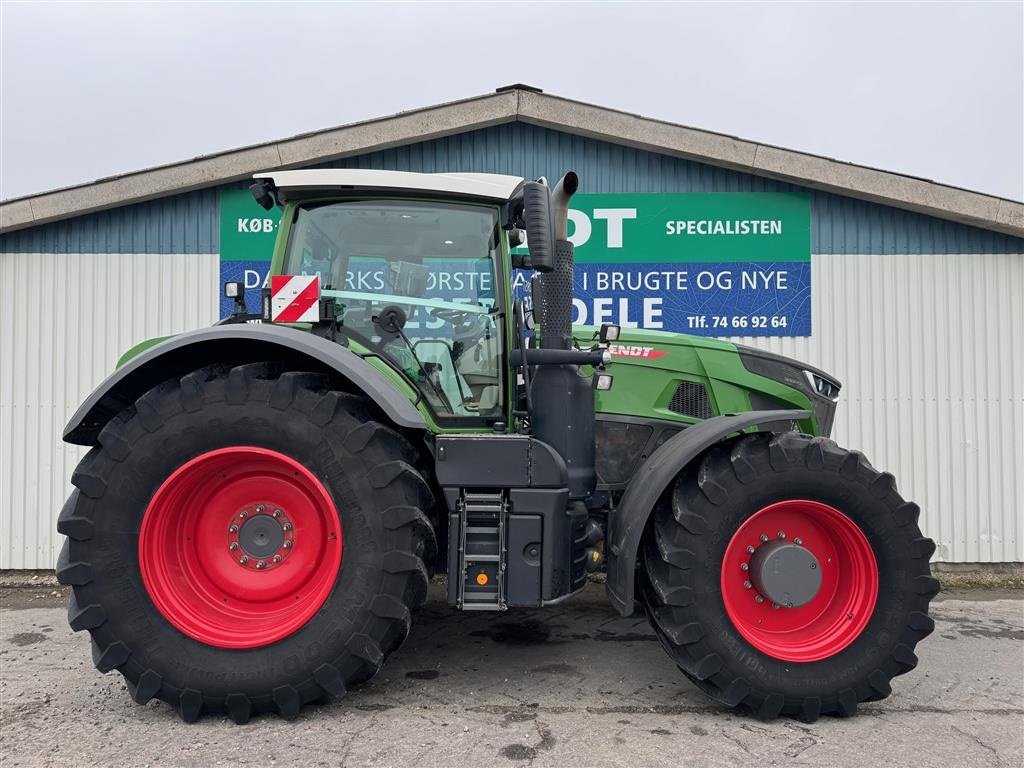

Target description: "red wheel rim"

left=720, top=500, right=878, bottom=662
left=139, top=447, right=342, bottom=649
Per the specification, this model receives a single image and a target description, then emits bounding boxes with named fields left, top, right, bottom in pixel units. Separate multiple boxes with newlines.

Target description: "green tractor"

left=58, top=169, right=937, bottom=724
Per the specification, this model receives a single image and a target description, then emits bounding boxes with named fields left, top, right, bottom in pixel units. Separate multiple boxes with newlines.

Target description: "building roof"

left=256, top=169, right=524, bottom=203
left=2, top=86, right=1021, bottom=237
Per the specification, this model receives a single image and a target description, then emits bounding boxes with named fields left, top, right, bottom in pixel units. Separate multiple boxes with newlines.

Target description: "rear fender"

left=605, top=409, right=810, bottom=616
left=63, top=324, right=426, bottom=445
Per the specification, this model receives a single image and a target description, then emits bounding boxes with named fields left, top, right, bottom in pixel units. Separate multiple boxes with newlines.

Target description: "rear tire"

left=641, top=431, right=937, bottom=721
left=57, top=363, right=436, bottom=722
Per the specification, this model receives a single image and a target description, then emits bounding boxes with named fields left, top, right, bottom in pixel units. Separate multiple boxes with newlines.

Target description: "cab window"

left=284, top=199, right=503, bottom=420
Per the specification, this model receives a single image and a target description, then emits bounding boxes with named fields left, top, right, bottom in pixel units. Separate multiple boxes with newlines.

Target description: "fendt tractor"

left=57, top=169, right=938, bottom=724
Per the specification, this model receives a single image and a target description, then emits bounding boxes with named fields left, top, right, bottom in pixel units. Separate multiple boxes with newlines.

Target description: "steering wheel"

left=429, top=306, right=491, bottom=365
left=429, top=306, right=481, bottom=329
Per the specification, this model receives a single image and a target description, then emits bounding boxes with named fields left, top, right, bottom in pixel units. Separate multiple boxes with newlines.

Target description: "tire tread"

left=57, top=366, right=435, bottom=723
left=642, top=431, right=937, bottom=722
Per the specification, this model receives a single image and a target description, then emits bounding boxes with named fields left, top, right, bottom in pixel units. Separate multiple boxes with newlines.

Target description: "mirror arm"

left=515, top=301, right=534, bottom=413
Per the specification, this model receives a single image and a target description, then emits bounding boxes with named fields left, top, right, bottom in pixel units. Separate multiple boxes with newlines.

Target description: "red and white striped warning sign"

left=270, top=275, right=321, bottom=323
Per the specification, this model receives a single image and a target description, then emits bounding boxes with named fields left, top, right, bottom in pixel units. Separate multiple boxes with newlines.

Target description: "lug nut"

left=283, top=540, right=293, bottom=549
left=743, top=580, right=752, bottom=589
left=794, top=537, right=803, bottom=545
left=229, top=542, right=239, bottom=551
left=239, top=555, right=249, bottom=565
left=754, top=595, right=765, bottom=604
left=273, top=555, right=282, bottom=563
left=273, top=509, right=282, bottom=518
left=229, top=524, right=238, bottom=533
left=777, top=531, right=786, bottom=540
left=772, top=602, right=780, bottom=609
left=239, top=511, right=247, bottom=519
left=255, top=505, right=265, bottom=513
left=746, top=545, right=755, bottom=554
left=256, top=560, right=266, bottom=570
left=740, top=562, right=749, bottom=572
left=282, top=523, right=292, bottom=532
left=759, top=533, right=768, bottom=542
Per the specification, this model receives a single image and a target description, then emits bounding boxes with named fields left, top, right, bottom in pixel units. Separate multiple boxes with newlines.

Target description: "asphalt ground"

left=1, top=583, right=1021, bottom=768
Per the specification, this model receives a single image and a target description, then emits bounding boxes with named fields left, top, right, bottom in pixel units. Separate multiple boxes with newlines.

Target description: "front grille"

left=668, top=381, right=714, bottom=420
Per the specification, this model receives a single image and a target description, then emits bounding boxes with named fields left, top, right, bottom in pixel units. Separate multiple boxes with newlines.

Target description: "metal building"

left=1, top=86, right=1022, bottom=570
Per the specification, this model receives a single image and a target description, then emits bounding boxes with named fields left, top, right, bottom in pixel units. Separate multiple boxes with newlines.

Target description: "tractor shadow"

left=348, top=580, right=712, bottom=713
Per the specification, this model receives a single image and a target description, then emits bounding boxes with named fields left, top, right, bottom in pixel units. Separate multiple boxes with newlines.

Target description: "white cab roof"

left=254, top=169, right=524, bottom=202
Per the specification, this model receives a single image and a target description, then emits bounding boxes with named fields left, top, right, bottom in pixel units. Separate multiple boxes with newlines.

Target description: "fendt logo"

left=607, top=344, right=667, bottom=360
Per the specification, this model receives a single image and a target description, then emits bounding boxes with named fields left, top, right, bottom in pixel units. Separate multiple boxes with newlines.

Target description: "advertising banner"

left=219, top=189, right=280, bottom=316
left=218, top=190, right=810, bottom=336
left=514, top=192, right=811, bottom=337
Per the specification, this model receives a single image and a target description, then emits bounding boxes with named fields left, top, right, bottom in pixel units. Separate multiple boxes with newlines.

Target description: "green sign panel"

left=219, top=189, right=282, bottom=262
left=556, top=192, right=809, bottom=263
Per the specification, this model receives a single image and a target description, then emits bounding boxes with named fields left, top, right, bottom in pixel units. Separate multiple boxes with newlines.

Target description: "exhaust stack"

left=535, top=172, right=579, bottom=351
left=528, top=171, right=595, bottom=501
left=551, top=171, right=579, bottom=240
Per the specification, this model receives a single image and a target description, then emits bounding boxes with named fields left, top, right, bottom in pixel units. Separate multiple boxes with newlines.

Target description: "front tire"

left=57, top=363, right=436, bottom=722
left=642, top=431, right=937, bottom=721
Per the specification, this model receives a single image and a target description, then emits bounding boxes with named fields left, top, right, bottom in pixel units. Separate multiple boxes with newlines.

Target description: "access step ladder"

left=455, top=490, right=507, bottom=611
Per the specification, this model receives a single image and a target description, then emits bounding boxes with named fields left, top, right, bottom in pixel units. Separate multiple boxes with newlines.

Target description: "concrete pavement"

left=1, top=583, right=1021, bottom=768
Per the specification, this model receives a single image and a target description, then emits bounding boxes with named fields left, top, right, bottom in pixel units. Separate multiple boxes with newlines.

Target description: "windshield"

left=284, top=199, right=503, bottom=420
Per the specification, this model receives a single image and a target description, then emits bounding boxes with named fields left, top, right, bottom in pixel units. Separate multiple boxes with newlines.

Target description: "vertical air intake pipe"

left=529, top=171, right=595, bottom=501
left=535, top=172, right=579, bottom=350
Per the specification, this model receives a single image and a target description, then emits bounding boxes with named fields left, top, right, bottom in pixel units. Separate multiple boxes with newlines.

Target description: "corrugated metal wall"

left=0, top=252, right=219, bottom=568
left=731, top=253, right=1024, bottom=563
left=1, top=121, right=1022, bottom=568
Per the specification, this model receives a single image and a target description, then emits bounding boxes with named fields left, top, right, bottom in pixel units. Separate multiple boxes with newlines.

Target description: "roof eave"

left=2, top=87, right=1021, bottom=238
left=0, top=90, right=519, bottom=233
left=515, top=90, right=1024, bottom=238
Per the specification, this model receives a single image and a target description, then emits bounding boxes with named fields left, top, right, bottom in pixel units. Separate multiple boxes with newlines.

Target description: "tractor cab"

left=278, top=194, right=506, bottom=420
left=242, top=172, right=522, bottom=427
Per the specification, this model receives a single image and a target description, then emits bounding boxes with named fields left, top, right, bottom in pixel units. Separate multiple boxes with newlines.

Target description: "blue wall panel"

left=3, top=123, right=1022, bottom=255
left=1, top=187, right=221, bottom=255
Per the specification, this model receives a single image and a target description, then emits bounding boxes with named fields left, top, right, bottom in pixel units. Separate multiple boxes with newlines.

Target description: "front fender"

left=63, top=324, right=426, bottom=445
left=605, top=409, right=810, bottom=616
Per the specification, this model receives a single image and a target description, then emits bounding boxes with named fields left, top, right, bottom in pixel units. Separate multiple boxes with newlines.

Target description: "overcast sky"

left=1, top=1, right=1022, bottom=202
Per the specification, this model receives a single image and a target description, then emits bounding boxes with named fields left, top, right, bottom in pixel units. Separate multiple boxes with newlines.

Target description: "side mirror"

left=521, top=181, right=555, bottom=273
left=372, top=305, right=408, bottom=342
left=249, top=179, right=276, bottom=211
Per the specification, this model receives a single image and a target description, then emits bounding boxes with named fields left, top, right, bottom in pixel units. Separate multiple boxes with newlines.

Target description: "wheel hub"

left=228, top=506, right=293, bottom=570
left=748, top=539, right=821, bottom=608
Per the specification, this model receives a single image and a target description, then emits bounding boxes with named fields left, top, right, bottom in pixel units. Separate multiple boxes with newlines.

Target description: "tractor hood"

left=574, top=326, right=842, bottom=437
left=576, top=325, right=735, bottom=360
